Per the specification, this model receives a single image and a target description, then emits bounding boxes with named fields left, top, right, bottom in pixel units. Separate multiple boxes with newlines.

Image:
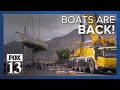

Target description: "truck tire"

left=111, top=69, right=116, bottom=73
left=85, top=68, right=90, bottom=73
left=89, top=60, right=96, bottom=74
left=102, top=69, right=108, bottom=73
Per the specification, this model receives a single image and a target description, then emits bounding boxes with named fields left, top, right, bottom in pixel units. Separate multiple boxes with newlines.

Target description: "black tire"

left=89, top=60, right=96, bottom=74
left=111, top=69, right=116, bottom=73
left=102, top=69, right=108, bottom=73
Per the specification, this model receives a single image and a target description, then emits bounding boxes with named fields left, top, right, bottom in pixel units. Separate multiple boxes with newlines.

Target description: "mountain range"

left=4, top=28, right=116, bottom=60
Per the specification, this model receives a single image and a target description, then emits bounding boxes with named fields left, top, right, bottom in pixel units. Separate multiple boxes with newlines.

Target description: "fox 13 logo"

left=6, top=54, right=23, bottom=75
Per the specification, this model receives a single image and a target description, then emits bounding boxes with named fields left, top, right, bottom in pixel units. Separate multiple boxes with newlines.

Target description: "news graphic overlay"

left=6, top=54, right=23, bottom=75
left=3, top=13, right=116, bottom=77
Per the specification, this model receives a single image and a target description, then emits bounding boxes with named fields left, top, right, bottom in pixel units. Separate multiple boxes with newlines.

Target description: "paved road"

left=24, top=69, right=59, bottom=76
left=23, top=67, right=115, bottom=76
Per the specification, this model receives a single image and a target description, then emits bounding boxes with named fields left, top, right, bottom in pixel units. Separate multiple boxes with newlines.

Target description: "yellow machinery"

left=70, top=14, right=116, bottom=73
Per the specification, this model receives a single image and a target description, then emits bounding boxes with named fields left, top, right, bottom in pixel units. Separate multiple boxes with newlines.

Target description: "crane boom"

left=84, top=14, right=115, bottom=46
left=69, top=14, right=116, bottom=74
left=85, top=14, right=101, bottom=42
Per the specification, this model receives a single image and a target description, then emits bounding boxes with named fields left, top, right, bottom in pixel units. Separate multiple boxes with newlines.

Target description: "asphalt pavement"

left=23, top=66, right=116, bottom=76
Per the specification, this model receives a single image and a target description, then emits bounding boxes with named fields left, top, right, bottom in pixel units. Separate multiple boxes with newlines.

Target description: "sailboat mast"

left=31, top=14, right=34, bottom=39
left=39, top=15, right=40, bottom=40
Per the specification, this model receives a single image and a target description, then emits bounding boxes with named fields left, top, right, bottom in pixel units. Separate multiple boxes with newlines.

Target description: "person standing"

left=36, top=60, right=41, bottom=70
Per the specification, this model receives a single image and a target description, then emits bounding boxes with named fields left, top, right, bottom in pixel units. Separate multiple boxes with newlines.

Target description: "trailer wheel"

left=89, top=60, right=96, bottom=74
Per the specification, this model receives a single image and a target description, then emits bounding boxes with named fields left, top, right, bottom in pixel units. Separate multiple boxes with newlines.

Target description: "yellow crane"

left=70, top=14, right=116, bottom=74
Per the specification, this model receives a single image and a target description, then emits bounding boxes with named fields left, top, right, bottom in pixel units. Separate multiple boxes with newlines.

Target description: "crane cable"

left=39, top=15, right=40, bottom=40
left=27, top=14, right=30, bottom=37
left=31, top=14, right=34, bottom=39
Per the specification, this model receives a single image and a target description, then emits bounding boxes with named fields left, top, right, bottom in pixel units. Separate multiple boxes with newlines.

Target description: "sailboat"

left=15, top=14, right=47, bottom=53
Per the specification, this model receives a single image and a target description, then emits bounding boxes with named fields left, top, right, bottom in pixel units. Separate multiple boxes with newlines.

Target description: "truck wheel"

left=111, top=69, right=116, bottom=73
left=84, top=68, right=90, bottom=73
left=79, top=67, right=82, bottom=72
left=89, top=60, right=96, bottom=74
left=102, top=69, right=108, bottom=73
